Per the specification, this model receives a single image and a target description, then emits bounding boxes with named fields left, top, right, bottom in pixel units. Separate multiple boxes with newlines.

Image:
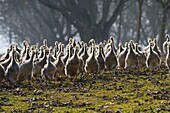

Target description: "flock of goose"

left=0, top=34, right=170, bottom=86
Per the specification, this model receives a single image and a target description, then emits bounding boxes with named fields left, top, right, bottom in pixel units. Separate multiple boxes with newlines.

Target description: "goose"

left=5, top=47, right=19, bottom=86
left=53, top=41, right=59, bottom=58
left=97, top=43, right=105, bottom=74
left=165, top=42, right=170, bottom=74
left=15, top=45, right=22, bottom=54
left=117, top=42, right=128, bottom=69
left=17, top=47, right=36, bottom=85
left=65, top=47, right=80, bottom=80
left=53, top=51, right=65, bottom=81
left=20, top=40, right=29, bottom=59
left=12, top=45, right=21, bottom=63
left=33, top=48, right=48, bottom=80
left=88, top=39, right=96, bottom=54
left=21, top=46, right=30, bottom=64
left=79, top=43, right=89, bottom=76
left=61, top=45, right=71, bottom=65
left=0, top=48, right=11, bottom=62
left=163, top=34, right=170, bottom=55
left=103, top=40, right=107, bottom=47
left=104, top=37, right=117, bottom=58
left=144, top=38, right=153, bottom=53
left=152, top=38, right=161, bottom=58
left=0, top=64, right=5, bottom=83
left=0, top=45, right=12, bottom=70
left=80, top=43, right=89, bottom=63
left=146, top=41, right=161, bottom=70
left=77, top=41, right=84, bottom=57
left=109, top=36, right=117, bottom=52
left=125, top=41, right=139, bottom=71
left=117, top=42, right=124, bottom=56
left=104, top=40, right=118, bottom=74
left=43, top=38, right=48, bottom=49
left=134, top=43, right=147, bottom=69
left=37, top=46, right=44, bottom=59
left=1, top=52, right=12, bottom=71
left=69, top=38, right=76, bottom=47
left=56, top=43, right=64, bottom=57
left=41, top=48, right=57, bottom=85
left=85, top=43, right=99, bottom=77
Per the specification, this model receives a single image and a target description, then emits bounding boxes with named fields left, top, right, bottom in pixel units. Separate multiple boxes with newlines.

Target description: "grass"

left=0, top=69, right=170, bottom=113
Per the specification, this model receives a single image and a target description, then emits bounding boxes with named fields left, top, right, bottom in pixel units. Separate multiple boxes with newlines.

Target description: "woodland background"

left=0, top=0, right=170, bottom=51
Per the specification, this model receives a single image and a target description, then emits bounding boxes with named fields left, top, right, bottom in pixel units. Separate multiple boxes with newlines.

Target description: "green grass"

left=0, top=70, right=170, bottom=113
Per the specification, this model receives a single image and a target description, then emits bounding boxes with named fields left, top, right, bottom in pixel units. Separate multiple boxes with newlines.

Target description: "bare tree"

left=38, top=0, right=127, bottom=42
left=0, top=0, right=77, bottom=45
left=156, top=0, right=170, bottom=50
left=136, top=0, right=143, bottom=44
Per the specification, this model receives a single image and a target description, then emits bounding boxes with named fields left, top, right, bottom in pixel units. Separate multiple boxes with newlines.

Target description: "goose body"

left=163, top=34, right=170, bottom=54
left=61, top=45, right=70, bottom=65
left=0, top=64, right=5, bottom=83
left=97, top=43, right=105, bottom=74
left=65, top=47, right=80, bottom=77
left=125, top=41, right=139, bottom=70
left=5, top=47, right=19, bottom=85
left=165, top=42, right=170, bottom=74
left=146, top=42, right=160, bottom=69
left=0, top=48, right=11, bottom=62
left=53, top=52, right=65, bottom=81
left=135, top=44, right=146, bottom=68
left=85, top=45, right=99, bottom=75
left=17, top=49, right=36, bottom=84
left=33, top=49, right=48, bottom=78
left=117, top=43, right=128, bottom=69
left=41, top=51, right=56, bottom=84
left=105, top=41, right=117, bottom=71
left=152, top=38, right=161, bottom=58
left=117, top=43, right=124, bottom=56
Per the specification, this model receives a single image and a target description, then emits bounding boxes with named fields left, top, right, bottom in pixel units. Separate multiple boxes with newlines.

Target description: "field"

left=0, top=70, right=170, bottom=113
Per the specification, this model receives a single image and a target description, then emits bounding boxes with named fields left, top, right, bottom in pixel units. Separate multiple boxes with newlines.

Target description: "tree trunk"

left=9, top=30, right=12, bottom=44
left=136, top=0, right=143, bottom=44
left=117, top=12, right=122, bottom=46
left=159, top=2, right=168, bottom=51
left=79, top=24, right=108, bottom=43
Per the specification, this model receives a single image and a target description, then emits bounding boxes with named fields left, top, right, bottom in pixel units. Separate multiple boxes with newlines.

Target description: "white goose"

left=104, top=40, right=118, bottom=74
left=146, top=41, right=161, bottom=70
left=97, top=43, right=105, bottom=74
left=125, top=41, right=139, bottom=71
left=163, top=34, right=170, bottom=55
left=5, top=46, right=19, bottom=86
left=0, top=64, right=5, bottom=83
left=117, top=42, right=128, bottom=69
left=41, top=48, right=57, bottom=85
left=85, top=43, right=99, bottom=77
left=65, top=47, right=80, bottom=80
left=17, top=47, right=36, bottom=85
left=165, top=42, right=170, bottom=74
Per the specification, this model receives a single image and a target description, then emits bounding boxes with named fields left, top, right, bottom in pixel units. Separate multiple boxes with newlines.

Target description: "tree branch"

left=98, top=0, right=111, bottom=28
left=38, top=0, right=61, bottom=11
left=38, top=0, right=83, bottom=32
left=105, top=0, right=127, bottom=30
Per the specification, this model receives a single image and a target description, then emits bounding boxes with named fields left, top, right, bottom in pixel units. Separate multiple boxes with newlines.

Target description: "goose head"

left=43, top=39, right=47, bottom=47
left=165, top=34, right=170, bottom=41
left=23, top=40, right=28, bottom=47
left=109, top=36, right=114, bottom=43
left=89, top=39, right=95, bottom=46
left=55, top=41, right=58, bottom=46
left=163, top=34, right=170, bottom=54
